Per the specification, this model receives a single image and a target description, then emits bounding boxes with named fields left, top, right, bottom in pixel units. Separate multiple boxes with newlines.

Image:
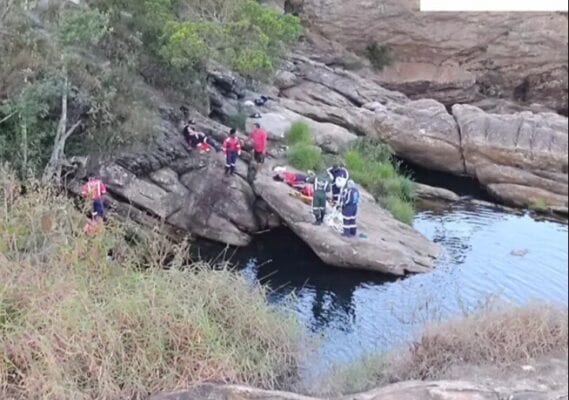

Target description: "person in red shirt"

left=249, top=123, right=268, bottom=164
left=81, top=175, right=108, bottom=219
left=222, top=129, right=242, bottom=176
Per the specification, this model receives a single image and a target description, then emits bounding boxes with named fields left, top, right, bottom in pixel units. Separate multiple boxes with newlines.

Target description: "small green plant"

left=288, top=143, right=323, bottom=171
left=365, top=42, right=392, bottom=72
left=530, top=198, right=549, bottom=212
left=286, top=121, right=312, bottom=146
left=383, top=195, right=416, bottom=225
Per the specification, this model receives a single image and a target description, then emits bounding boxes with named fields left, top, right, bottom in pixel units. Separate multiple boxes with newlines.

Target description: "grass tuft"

left=365, top=43, right=392, bottom=71
left=529, top=198, right=549, bottom=212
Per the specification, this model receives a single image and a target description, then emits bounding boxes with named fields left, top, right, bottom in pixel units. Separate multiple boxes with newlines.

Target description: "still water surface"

left=234, top=202, right=569, bottom=378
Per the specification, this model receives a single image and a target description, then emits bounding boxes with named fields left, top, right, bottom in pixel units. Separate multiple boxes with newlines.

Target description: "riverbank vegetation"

left=345, top=139, right=416, bottom=224
left=312, top=303, right=569, bottom=396
left=1, top=169, right=567, bottom=399
left=0, top=0, right=301, bottom=180
left=0, top=170, right=303, bottom=399
left=285, top=123, right=416, bottom=223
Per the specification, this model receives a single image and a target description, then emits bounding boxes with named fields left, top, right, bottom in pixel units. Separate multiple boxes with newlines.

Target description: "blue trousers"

left=226, top=151, right=238, bottom=174
left=332, top=185, right=341, bottom=203
left=342, top=204, right=358, bottom=236
left=93, top=199, right=105, bottom=218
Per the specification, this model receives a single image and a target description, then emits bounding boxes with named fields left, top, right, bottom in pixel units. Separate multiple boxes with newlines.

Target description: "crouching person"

left=342, top=180, right=360, bottom=238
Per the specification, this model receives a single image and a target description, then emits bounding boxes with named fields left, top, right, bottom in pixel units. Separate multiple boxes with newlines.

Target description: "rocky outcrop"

left=151, top=380, right=568, bottom=400
left=453, top=104, right=569, bottom=208
left=101, top=152, right=260, bottom=247
left=277, top=56, right=465, bottom=174
left=297, top=0, right=568, bottom=113
left=254, top=164, right=441, bottom=275
left=269, top=55, right=569, bottom=210
left=77, top=77, right=441, bottom=274
left=414, top=183, right=461, bottom=203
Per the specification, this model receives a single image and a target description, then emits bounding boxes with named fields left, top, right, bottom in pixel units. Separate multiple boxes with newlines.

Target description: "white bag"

left=324, top=205, right=344, bottom=233
left=335, top=177, right=348, bottom=189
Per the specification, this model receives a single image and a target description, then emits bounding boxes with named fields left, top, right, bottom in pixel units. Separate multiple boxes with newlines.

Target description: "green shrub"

left=399, top=176, right=416, bottom=202
left=286, top=121, right=312, bottom=146
left=365, top=42, right=392, bottom=71
left=158, top=0, right=302, bottom=79
left=383, top=195, right=416, bottom=225
left=344, top=139, right=416, bottom=224
left=288, top=143, right=323, bottom=171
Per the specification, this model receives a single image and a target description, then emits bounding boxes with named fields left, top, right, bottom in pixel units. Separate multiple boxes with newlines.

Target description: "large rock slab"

left=278, top=61, right=464, bottom=174
left=245, top=107, right=358, bottom=154
left=278, top=55, right=568, bottom=208
left=299, top=0, right=569, bottom=112
left=369, top=99, right=464, bottom=174
left=372, top=62, right=478, bottom=106
left=253, top=166, right=441, bottom=275
left=415, top=183, right=461, bottom=203
left=101, top=154, right=260, bottom=247
left=453, top=104, right=569, bottom=208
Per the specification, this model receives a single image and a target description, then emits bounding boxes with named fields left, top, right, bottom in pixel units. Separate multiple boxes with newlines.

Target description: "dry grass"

left=394, top=303, right=568, bottom=381
left=311, top=303, right=569, bottom=396
left=0, top=169, right=303, bottom=400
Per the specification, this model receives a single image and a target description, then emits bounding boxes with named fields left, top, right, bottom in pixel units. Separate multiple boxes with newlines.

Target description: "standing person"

left=309, top=173, right=331, bottom=225
left=327, top=163, right=350, bottom=205
left=222, top=129, right=242, bottom=176
left=342, top=180, right=360, bottom=238
left=81, top=174, right=108, bottom=219
left=249, top=123, right=268, bottom=164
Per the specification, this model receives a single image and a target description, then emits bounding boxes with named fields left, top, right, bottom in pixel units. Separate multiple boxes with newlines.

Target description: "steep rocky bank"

left=78, top=40, right=567, bottom=274
left=81, top=83, right=441, bottom=275
left=269, top=53, right=568, bottom=211
left=294, top=0, right=569, bottom=114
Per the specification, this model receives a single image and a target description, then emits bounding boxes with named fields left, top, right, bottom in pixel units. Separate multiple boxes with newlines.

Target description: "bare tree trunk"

left=21, top=76, right=29, bottom=179
left=21, top=114, right=28, bottom=178
left=42, top=71, right=81, bottom=186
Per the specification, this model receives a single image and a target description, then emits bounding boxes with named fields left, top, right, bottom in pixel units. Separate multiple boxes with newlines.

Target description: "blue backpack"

left=351, top=189, right=360, bottom=206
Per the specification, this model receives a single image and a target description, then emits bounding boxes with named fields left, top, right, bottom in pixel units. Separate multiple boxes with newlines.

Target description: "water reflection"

left=234, top=202, right=568, bottom=378
left=238, top=233, right=399, bottom=333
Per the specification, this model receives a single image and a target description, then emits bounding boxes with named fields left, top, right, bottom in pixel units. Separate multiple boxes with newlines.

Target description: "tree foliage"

left=159, top=0, right=302, bottom=79
left=0, top=5, right=111, bottom=180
